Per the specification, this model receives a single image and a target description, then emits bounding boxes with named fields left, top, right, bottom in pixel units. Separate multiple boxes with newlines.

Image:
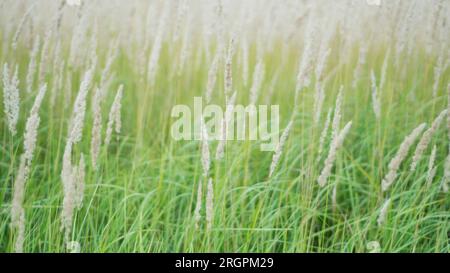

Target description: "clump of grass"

left=0, top=0, right=449, bottom=254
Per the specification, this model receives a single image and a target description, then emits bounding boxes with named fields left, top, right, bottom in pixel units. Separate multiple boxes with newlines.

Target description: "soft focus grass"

left=0, top=40, right=449, bottom=253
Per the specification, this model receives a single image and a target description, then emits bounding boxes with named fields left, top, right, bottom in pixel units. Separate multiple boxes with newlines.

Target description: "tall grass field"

left=0, top=0, right=449, bottom=253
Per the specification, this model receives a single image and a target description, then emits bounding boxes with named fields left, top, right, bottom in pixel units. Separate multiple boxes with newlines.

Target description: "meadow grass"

left=0, top=0, right=449, bottom=253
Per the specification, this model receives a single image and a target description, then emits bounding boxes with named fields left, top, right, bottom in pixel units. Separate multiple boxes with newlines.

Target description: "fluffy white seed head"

left=317, top=121, right=352, bottom=187
left=331, top=86, right=343, bottom=139
left=315, top=48, right=331, bottom=82
left=2, top=63, right=20, bottom=135
left=11, top=84, right=46, bottom=253
left=60, top=151, right=87, bottom=240
left=269, top=119, right=294, bottom=178
left=426, top=145, right=437, bottom=188
left=61, top=69, right=93, bottom=242
left=215, top=91, right=237, bottom=160
left=317, top=108, right=332, bottom=162
left=90, top=87, right=102, bottom=169
left=206, top=178, right=214, bottom=231
left=26, top=35, right=40, bottom=93
left=200, top=116, right=210, bottom=178
left=313, top=82, right=325, bottom=125
left=69, top=12, right=88, bottom=69
left=224, top=38, right=235, bottom=97
left=332, top=182, right=338, bottom=212
left=50, top=42, right=65, bottom=108
left=295, top=17, right=316, bottom=94
left=67, top=241, right=81, bottom=253
left=370, top=70, right=381, bottom=120
left=105, top=84, right=124, bottom=146
left=114, top=87, right=123, bottom=135
left=11, top=156, right=28, bottom=232
left=381, top=123, right=426, bottom=192
left=69, top=67, right=94, bottom=144
left=61, top=141, right=75, bottom=242
left=11, top=3, right=36, bottom=50
left=410, top=109, right=447, bottom=171
left=377, top=198, right=391, bottom=227
left=86, top=27, right=98, bottom=70
left=432, top=53, right=445, bottom=98
left=38, top=29, right=52, bottom=85
left=205, top=52, right=220, bottom=103
left=367, top=241, right=381, bottom=253
left=194, top=180, right=202, bottom=230
left=14, top=212, right=25, bottom=253
left=23, top=84, right=47, bottom=164
left=99, top=40, right=118, bottom=93
left=73, top=154, right=85, bottom=209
